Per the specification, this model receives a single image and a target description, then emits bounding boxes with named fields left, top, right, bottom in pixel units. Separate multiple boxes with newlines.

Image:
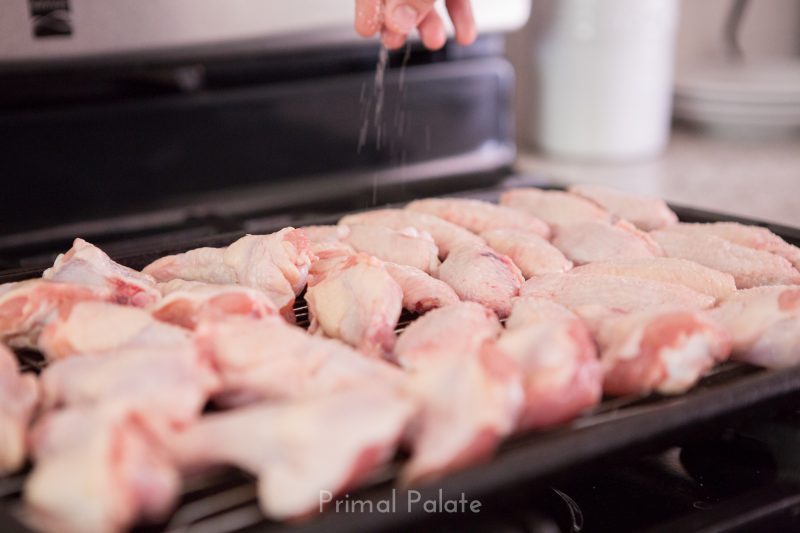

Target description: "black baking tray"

left=2, top=179, right=800, bottom=533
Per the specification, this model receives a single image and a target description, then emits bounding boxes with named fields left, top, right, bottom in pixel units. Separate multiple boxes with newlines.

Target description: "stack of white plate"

left=674, top=59, right=800, bottom=137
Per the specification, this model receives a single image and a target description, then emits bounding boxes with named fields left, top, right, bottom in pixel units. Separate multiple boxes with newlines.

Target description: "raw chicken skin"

left=438, top=244, right=524, bottom=318
left=660, top=222, right=800, bottom=271
left=498, top=298, right=601, bottom=429
left=553, top=220, right=663, bottom=265
left=406, top=198, right=551, bottom=239
left=151, top=280, right=279, bottom=329
left=521, top=275, right=727, bottom=395
left=0, top=344, right=39, bottom=474
left=504, top=296, right=580, bottom=330
left=651, top=231, right=800, bottom=289
left=306, top=240, right=355, bottom=286
left=383, top=263, right=460, bottom=314
left=500, top=188, right=610, bottom=231
left=168, top=388, right=414, bottom=520
left=711, top=286, right=800, bottom=368
left=299, top=225, right=343, bottom=244
left=142, top=247, right=235, bottom=285
left=521, top=273, right=715, bottom=328
left=0, top=279, right=109, bottom=348
left=25, top=405, right=180, bottom=533
left=402, top=343, right=523, bottom=484
left=302, top=226, right=356, bottom=261
left=394, top=302, right=521, bottom=483
left=303, top=226, right=455, bottom=314
left=144, top=228, right=313, bottom=319
left=597, top=308, right=731, bottom=396
left=568, top=184, right=679, bottom=231
left=220, top=229, right=313, bottom=315
left=195, top=317, right=406, bottom=407
left=571, top=258, right=737, bottom=301
left=37, top=302, right=191, bottom=360
left=339, top=208, right=485, bottom=258
left=481, top=228, right=573, bottom=278
left=745, top=320, right=800, bottom=370
left=394, top=302, right=502, bottom=369
left=43, top=238, right=160, bottom=307
left=303, top=224, right=440, bottom=274
left=342, top=224, right=441, bottom=274
left=39, top=346, right=218, bottom=432
left=305, top=254, right=402, bottom=356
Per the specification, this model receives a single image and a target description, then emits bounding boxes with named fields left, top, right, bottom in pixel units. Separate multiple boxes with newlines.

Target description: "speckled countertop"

left=516, top=128, right=800, bottom=228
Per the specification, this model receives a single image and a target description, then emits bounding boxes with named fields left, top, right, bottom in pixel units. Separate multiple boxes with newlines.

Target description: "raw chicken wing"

left=304, top=224, right=439, bottom=274
left=349, top=224, right=440, bottom=274
left=498, top=298, right=601, bottom=429
left=481, top=228, right=573, bottom=278
left=394, top=302, right=521, bottom=483
left=299, top=225, right=342, bottom=244
left=339, top=208, right=485, bottom=258
left=305, top=254, right=402, bottom=356
left=438, top=244, right=524, bottom=318
left=500, top=188, right=610, bottom=231
left=305, top=235, right=457, bottom=315
left=215, top=228, right=312, bottom=312
left=394, top=302, right=502, bottom=369
left=660, top=222, right=800, bottom=270
left=0, top=279, right=109, bottom=348
left=151, top=280, right=279, bottom=329
left=25, top=405, right=179, bottom=533
left=37, top=302, right=191, bottom=360
left=306, top=239, right=355, bottom=286
left=406, top=198, right=551, bottom=239
left=384, top=263, right=460, bottom=314
left=302, top=226, right=360, bottom=268
left=144, top=228, right=313, bottom=319
left=402, top=343, right=522, bottom=484
left=553, top=220, right=663, bottom=265
left=43, top=238, right=160, bottom=307
left=711, top=286, right=800, bottom=368
left=521, top=273, right=715, bottom=328
left=195, top=317, right=406, bottom=407
left=0, top=344, right=39, bottom=474
left=597, top=308, right=731, bottom=395
left=652, top=231, right=800, bottom=289
left=524, top=264, right=730, bottom=398
left=39, top=346, right=218, bottom=432
left=168, top=388, right=414, bottom=520
left=572, top=258, right=737, bottom=301
left=142, top=247, right=234, bottom=285
left=568, top=184, right=679, bottom=231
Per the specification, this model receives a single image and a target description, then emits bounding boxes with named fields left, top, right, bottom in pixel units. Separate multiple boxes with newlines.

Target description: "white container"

left=535, top=0, right=681, bottom=160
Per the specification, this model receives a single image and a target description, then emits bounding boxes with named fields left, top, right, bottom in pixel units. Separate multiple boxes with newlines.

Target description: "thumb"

left=383, top=0, right=437, bottom=34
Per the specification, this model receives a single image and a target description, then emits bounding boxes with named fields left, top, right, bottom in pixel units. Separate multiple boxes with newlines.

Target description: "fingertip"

left=446, top=0, right=477, bottom=46
left=423, top=34, right=447, bottom=51
left=383, top=0, right=438, bottom=34
left=455, top=25, right=477, bottom=46
left=355, top=0, right=383, bottom=38
left=381, top=29, right=407, bottom=50
left=418, top=10, right=447, bottom=51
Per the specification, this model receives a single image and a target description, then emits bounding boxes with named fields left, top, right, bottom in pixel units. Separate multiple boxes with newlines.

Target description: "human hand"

left=355, top=0, right=477, bottom=51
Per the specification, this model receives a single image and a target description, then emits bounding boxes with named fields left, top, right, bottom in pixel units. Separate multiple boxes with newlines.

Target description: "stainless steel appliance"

left=0, top=2, right=529, bottom=252
left=0, top=0, right=530, bottom=67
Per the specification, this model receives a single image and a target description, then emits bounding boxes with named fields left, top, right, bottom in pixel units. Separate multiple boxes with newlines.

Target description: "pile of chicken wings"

left=2, top=185, right=800, bottom=533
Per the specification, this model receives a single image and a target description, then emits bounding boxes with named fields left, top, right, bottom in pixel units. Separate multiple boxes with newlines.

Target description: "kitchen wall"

left=507, top=0, right=800, bottom=150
